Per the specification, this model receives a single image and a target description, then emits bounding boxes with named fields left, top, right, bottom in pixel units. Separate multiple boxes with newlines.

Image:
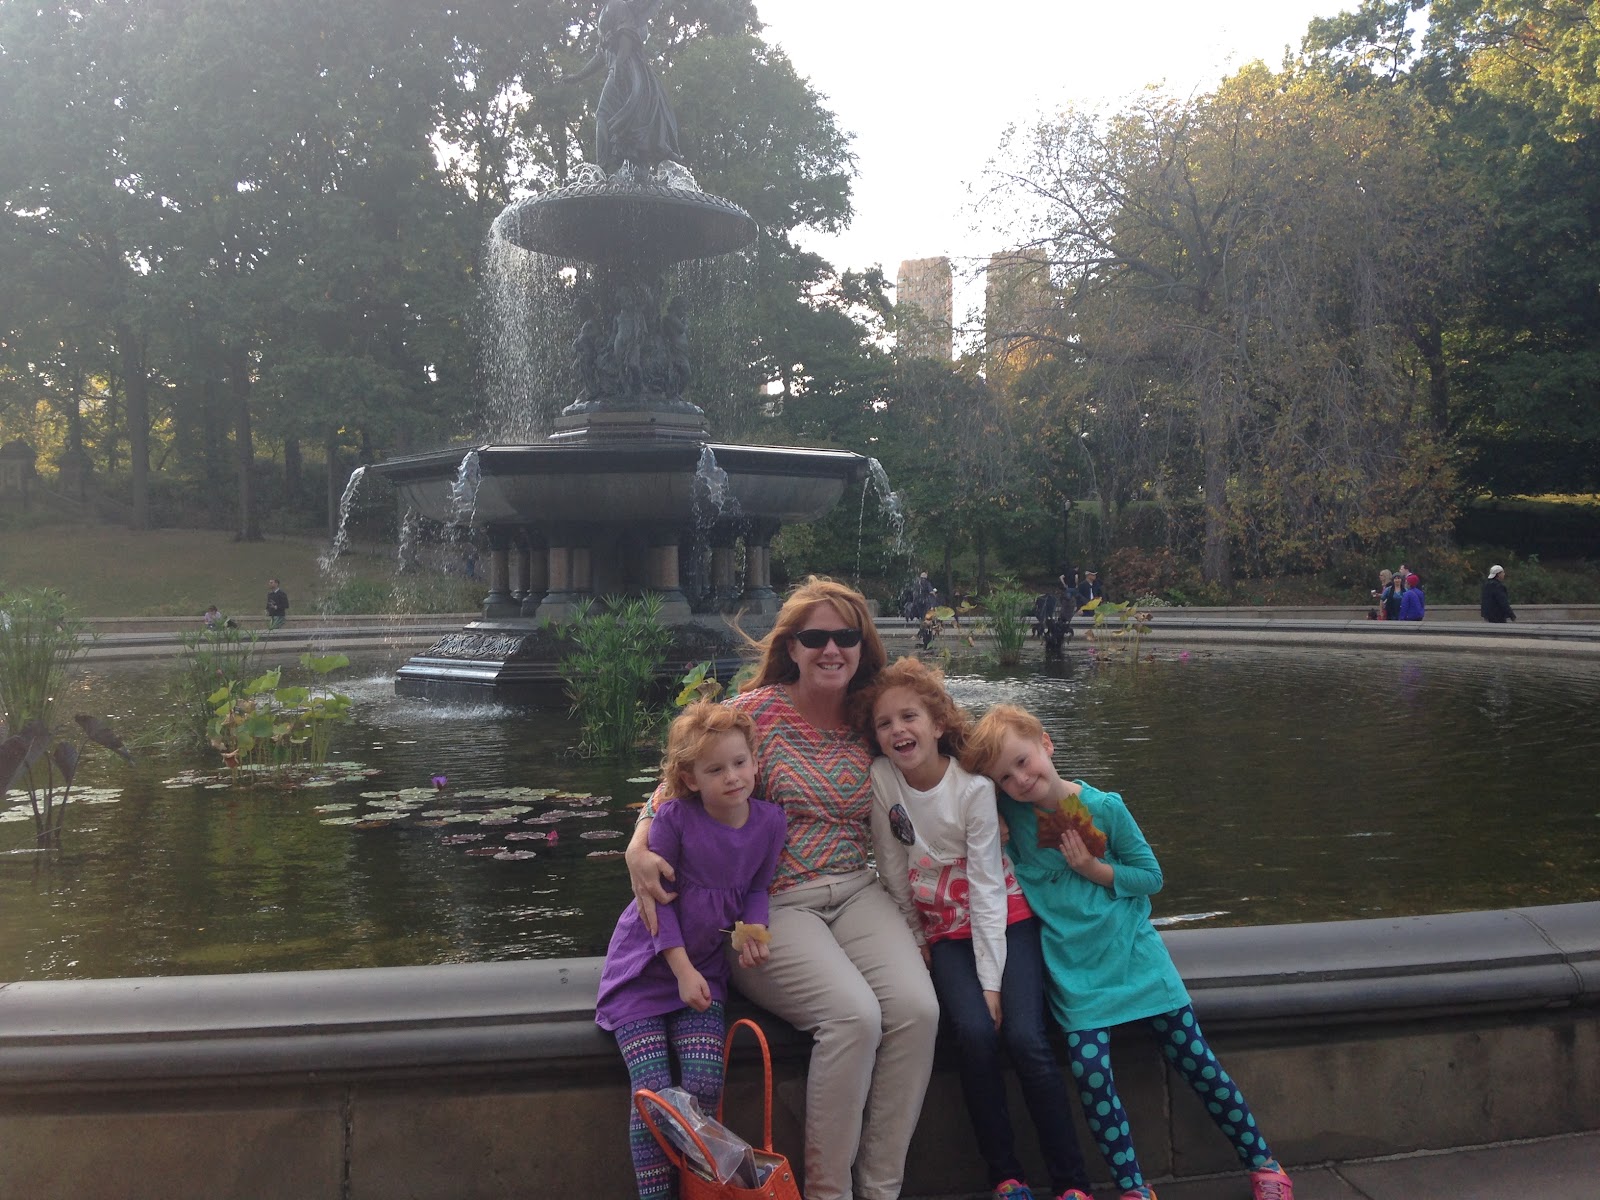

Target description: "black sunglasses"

left=793, top=627, right=863, bottom=650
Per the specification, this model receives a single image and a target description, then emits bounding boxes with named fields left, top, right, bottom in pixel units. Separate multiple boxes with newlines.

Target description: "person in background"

left=203, top=605, right=225, bottom=630
left=265, top=578, right=290, bottom=630
left=1075, top=569, right=1102, bottom=613
left=1480, top=565, right=1516, bottom=623
left=1381, top=570, right=1405, bottom=622
left=1398, top=573, right=1425, bottom=622
left=1370, top=569, right=1393, bottom=620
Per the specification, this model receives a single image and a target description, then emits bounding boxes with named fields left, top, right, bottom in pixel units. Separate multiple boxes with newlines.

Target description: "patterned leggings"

left=615, top=1002, right=727, bottom=1200
left=1067, top=1005, right=1274, bottom=1191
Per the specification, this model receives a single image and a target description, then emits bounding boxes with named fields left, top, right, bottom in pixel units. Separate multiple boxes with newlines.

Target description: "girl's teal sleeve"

left=1078, top=782, right=1164, bottom=899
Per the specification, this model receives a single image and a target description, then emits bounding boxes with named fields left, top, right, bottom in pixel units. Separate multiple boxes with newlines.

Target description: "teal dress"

left=998, top=782, right=1189, bottom=1032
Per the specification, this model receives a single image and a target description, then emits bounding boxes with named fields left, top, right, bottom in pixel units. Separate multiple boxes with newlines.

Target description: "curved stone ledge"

left=2, top=903, right=1594, bottom=1091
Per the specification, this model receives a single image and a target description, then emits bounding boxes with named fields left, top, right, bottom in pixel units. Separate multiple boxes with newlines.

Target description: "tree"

left=986, top=67, right=1471, bottom=581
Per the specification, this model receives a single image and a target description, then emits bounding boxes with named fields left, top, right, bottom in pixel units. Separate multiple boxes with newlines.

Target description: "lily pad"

left=504, top=831, right=546, bottom=842
left=442, top=833, right=487, bottom=844
left=479, top=817, right=518, bottom=827
left=353, top=819, right=393, bottom=830
left=586, top=849, right=625, bottom=858
left=414, top=819, right=446, bottom=828
left=0, top=810, right=33, bottom=823
left=315, top=803, right=358, bottom=813
left=443, top=813, right=485, bottom=824
left=579, top=829, right=623, bottom=840
left=626, top=775, right=656, bottom=783
left=320, top=816, right=366, bottom=826
left=463, top=846, right=503, bottom=856
left=493, top=850, right=538, bottom=861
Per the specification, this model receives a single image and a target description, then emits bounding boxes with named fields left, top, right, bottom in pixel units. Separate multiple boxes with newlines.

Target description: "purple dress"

left=595, top=796, right=786, bottom=1031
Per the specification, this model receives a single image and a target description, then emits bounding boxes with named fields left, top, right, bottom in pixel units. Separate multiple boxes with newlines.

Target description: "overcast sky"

left=752, top=0, right=1352, bottom=283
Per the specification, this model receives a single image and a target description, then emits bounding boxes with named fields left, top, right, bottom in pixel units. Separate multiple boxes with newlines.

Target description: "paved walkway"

left=909, top=1130, right=1600, bottom=1199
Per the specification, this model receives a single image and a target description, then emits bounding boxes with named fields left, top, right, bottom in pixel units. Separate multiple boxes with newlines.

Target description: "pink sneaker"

left=993, top=1181, right=1035, bottom=1200
left=1057, top=1191, right=1094, bottom=1200
left=1251, top=1161, right=1294, bottom=1200
left=1118, top=1188, right=1157, bottom=1200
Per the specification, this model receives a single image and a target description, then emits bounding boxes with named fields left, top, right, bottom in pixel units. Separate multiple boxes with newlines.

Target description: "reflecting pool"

left=2, top=644, right=1597, bottom=980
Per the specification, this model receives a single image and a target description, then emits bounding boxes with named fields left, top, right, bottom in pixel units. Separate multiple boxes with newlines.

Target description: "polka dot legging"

left=615, top=1001, right=727, bottom=1200
left=1067, top=1005, right=1274, bottom=1192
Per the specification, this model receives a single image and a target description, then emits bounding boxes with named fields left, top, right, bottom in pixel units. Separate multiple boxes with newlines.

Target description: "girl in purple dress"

left=596, top=701, right=787, bottom=1200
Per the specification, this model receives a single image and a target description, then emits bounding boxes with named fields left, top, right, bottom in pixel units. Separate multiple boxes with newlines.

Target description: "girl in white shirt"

left=856, top=657, right=1093, bottom=1200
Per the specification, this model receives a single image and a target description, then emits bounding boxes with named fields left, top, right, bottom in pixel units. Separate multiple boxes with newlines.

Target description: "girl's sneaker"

left=1056, top=1191, right=1094, bottom=1200
left=993, top=1182, right=1035, bottom=1200
left=1118, top=1188, right=1157, bottom=1200
left=1250, top=1161, right=1295, bottom=1200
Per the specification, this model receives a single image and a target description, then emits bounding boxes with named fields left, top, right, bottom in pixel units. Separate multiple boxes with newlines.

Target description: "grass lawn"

left=0, top=525, right=464, bottom=617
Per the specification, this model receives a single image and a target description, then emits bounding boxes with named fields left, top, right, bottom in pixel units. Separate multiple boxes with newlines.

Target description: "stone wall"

left=0, top=904, right=1595, bottom=1199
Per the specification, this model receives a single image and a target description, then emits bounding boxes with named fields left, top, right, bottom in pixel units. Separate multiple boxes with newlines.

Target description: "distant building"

left=895, top=257, right=953, bottom=362
left=985, top=248, right=1053, bottom=384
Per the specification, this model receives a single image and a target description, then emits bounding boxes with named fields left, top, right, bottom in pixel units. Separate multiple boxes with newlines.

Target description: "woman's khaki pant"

left=731, top=869, right=939, bottom=1200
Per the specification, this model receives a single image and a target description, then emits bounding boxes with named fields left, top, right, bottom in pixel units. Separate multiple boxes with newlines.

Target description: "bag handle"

left=718, top=1017, right=775, bottom=1152
left=634, top=1087, right=718, bottom=1178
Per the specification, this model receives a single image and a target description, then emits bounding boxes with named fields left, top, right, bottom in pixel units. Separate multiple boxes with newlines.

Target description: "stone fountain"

left=371, top=1, right=867, bottom=698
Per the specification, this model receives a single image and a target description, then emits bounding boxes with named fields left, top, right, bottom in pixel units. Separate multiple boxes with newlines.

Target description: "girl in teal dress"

left=962, top=704, right=1295, bottom=1200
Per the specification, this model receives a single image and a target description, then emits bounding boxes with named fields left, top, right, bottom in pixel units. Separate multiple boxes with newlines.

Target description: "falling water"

left=692, top=445, right=738, bottom=526
left=318, top=465, right=368, bottom=573
left=479, top=219, right=580, bottom=442
left=856, top=457, right=912, bottom=587
left=449, top=450, right=482, bottom=528
left=397, top=508, right=422, bottom=575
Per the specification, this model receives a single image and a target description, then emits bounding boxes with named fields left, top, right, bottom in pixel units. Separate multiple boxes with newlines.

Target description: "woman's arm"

left=625, top=807, right=677, bottom=937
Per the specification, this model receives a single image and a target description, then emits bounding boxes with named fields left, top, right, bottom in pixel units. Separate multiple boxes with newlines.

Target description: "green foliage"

left=674, top=660, right=724, bottom=707
left=207, top=652, right=352, bottom=773
left=0, top=592, right=131, bottom=847
left=170, top=625, right=262, bottom=753
left=1081, top=598, right=1153, bottom=662
left=0, top=589, right=87, bottom=731
left=980, top=582, right=1032, bottom=668
left=558, top=595, right=674, bottom=758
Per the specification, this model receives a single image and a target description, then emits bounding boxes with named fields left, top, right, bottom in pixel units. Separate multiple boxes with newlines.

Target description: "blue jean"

left=930, top=917, right=1092, bottom=1195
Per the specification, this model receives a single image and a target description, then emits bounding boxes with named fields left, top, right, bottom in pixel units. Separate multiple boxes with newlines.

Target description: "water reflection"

left=2, top=645, right=1597, bottom=981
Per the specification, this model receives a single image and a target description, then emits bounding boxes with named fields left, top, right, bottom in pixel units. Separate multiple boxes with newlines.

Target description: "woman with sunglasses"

left=626, top=576, right=939, bottom=1200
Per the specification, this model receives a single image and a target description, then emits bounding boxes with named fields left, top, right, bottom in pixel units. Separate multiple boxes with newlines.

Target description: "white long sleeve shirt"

left=868, top=756, right=1030, bottom=992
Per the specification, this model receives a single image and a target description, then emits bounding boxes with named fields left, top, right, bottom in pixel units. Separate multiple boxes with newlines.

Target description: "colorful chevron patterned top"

left=645, top=684, right=874, bottom=892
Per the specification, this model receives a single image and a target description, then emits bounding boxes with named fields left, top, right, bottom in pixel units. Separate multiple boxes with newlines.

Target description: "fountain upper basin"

left=372, top=442, right=868, bottom=529
left=494, top=183, right=758, bottom=269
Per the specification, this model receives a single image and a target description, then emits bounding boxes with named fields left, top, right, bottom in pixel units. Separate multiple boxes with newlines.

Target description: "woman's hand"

left=625, top=820, right=676, bottom=936
left=983, top=989, right=1002, bottom=1030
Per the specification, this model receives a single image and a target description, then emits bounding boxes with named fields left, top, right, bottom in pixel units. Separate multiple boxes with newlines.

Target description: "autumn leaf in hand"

left=729, top=922, right=771, bottom=952
left=1035, top=792, right=1107, bottom=857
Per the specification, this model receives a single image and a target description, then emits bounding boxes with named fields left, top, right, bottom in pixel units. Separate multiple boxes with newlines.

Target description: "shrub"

left=559, top=595, right=674, bottom=758
left=979, top=581, right=1032, bottom=667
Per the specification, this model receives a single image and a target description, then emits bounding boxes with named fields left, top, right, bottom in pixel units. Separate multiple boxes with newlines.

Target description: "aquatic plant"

left=980, top=581, right=1032, bottom=667
left=207, top=652, right=353, bottom=773
left=170, top=624, right=261, bottom=752
left=558, top=594, right=673, bottom=758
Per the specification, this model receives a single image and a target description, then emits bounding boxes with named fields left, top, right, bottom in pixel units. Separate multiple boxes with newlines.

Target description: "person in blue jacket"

left=1398, top=572, right=1425, bottom=621
left=963, top=704, right=1296, bottom=1200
